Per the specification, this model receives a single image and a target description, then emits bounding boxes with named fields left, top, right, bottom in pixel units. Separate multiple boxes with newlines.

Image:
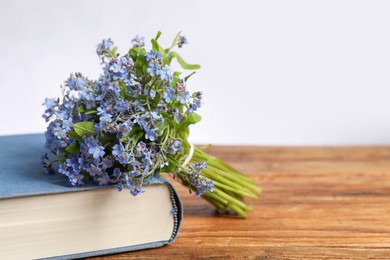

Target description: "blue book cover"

left=0, top=134, right=182, bottom=259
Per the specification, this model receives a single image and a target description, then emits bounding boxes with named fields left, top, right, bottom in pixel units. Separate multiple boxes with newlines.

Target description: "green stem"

left=213, top=188, right=253, bottom=212
left=193, top=148, right=256, bottom=184
left=207, top=160, right=254, bottom=184
left=203, top=165, right=261, bottom=194
left=229, top=204, right=248, bottom=219
left=202, top=196, right=228, bottom=213
left=205, top=190, right=228, bottom=205
left=202, top=168, right=255, bottom=196
left=209, top=179, right=258, bottom=199
left=225, top=190, right=244, bottom=202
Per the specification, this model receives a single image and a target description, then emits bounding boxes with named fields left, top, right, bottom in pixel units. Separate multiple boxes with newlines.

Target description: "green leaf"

left=129, top=47, right=140, bottom=62
left=155, top=31, right=162, bottom=41
left=186, top=112, right=202, bottom=125
left=111, top=46, right=118, bottom=57
left=178, top=127, right=190, bottom=140
left=68, top=131, right=83, bottom=142
left=98, top=133, right=116, bottom=146
left=173, top=71, right=182, bottom=77
left=135, top=48, right=147, bottom=78
left=184, top=71, right=196, bottom=81
left=58, top=157, right=66, bottom=163
left=84, top=110, right=97, bottom=115
left=118, top=81, right=127, bottom=99
left=172, top=71, right=183, bottom=88
left=151, top=39, right=169, bottom=64
left=163, top=157, right=177, bottom=173
left=176, top=112, right=202, bottom=137
left=73, top=122, right=96, bottom=137
left=65, top=143, right=79, bottom=154
left=168, top=51, right=200, bottom=70
left=151, top=39, right=159, bottom=52
left=133, top=132, right=144, bottom=143
left=121, top=126, right=141, bottom=142
left=78, top=105, right=85, bottom=113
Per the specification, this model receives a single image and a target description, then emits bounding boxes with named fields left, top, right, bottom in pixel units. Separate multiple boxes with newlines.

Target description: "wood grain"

left=90, top=146, right=390, bottom=259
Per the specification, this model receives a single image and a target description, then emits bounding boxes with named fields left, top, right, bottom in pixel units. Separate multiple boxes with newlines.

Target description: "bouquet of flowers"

left=41, top=32, right=260, bottom=218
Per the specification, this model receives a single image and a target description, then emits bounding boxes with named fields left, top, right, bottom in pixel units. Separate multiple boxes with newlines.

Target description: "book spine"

left=167, top=182, right=183, bottom=244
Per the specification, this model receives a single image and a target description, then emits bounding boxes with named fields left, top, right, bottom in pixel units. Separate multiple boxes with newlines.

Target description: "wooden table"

left=94, top=146, right=390, bottom=259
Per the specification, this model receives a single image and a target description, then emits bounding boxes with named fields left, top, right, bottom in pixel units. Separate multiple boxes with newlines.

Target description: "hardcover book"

left=0, top=134, right=182, bottom=260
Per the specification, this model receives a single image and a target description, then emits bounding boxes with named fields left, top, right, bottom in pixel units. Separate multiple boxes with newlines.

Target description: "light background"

left=1, top=0, right=390, bottom=145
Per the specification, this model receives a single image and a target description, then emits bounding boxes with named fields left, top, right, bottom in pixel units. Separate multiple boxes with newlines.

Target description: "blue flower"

left=145, top=50, right=162, bottom=62
left=69, top=173, right=84, bottom=186
left=62, top=119, right=73, bottom=130
left=131, top=35, right=145, bottom=48
left=66, top=157, right=81, bottom=174
left=163, top=87, right=176, bottom=103
left=146, top=63, right=158, bottom=77
left=177, top=34, right=188, bottom=48
left=137, top=141, right=147, bottom=153
left=113, top=168, right=122, bottom=180
left=101, top=157, right=113, bottom=169
left=145, top=129, right=158, bottom=141
left=117, top=122, right=132, bottom=136
left=88, top=144, right=105, bottom=159
left=188, top=100, right=202, bottom=114
left=97, top=173, right=110, bottom=185
left=157, top=65, right=172, bottom=81
left=124, top=175, right=144, bottom=196
left=173, top=109, right=182, bottom=124
left=58, top=163, right=70, bottom=176
left=130, top=186, right=144, bottom=196
left=43, top=97, right=56, bottom=110
left=115, top=183, right=123, bottom=191
left=118, top=152, right=130, bottom=164
left=99, top=112, right=112, bottom=123
left=144, top=88, right=156, bottom=99
left=169, top=140, right=182, bottom=153
left=86, top=163, right=102, bottom=176
left=96, top=38, right=113, bottom=56
left=151, top=111, right=163, bottom=122
left=56, top=110, right=70, bottom=121
left=112, top=143, right=130, bottom=164
left=177, top=91, right=190, bottom=104
left=81, top=136, right=99, bottom=151
left=84, top=100, right=95, bottom=110
left=114, top=99, right=130, bottom=113
left=136, top=118, right=149, bottom=132
left=65, top=73, right=88, bottom=91
left=145, top=50, right=171, bottom=82
left=184, top=162, right=213, bottom=196
left=192, top=161, right=208, bottom=171
left=53, top=127, right=68, bottom=139
left=112, top=143, right=125, bottom=157
left=129, top=170, right=139, bottom=177
left=108, top=82, right=121, bottom=95
left=110, top=60, right=126, bottom=74
left=97, top=106, right=107, bottom=115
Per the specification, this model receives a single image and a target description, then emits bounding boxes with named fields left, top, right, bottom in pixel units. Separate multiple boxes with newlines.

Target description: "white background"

left=1, top=0, right=390, bottom=145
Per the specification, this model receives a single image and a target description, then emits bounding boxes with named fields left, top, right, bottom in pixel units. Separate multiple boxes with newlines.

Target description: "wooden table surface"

left=92, top=146, right=390, bottom=259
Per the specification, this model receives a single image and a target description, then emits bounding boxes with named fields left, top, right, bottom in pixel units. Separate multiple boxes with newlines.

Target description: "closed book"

left=0, top=134, right=182, bottom=260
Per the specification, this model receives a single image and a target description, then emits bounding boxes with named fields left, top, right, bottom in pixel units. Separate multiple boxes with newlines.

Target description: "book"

left=0, top=134, right=182, bottom=260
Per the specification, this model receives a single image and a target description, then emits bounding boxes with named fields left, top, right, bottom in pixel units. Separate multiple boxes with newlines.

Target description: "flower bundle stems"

left=175, top=146, right=261, bottom=218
